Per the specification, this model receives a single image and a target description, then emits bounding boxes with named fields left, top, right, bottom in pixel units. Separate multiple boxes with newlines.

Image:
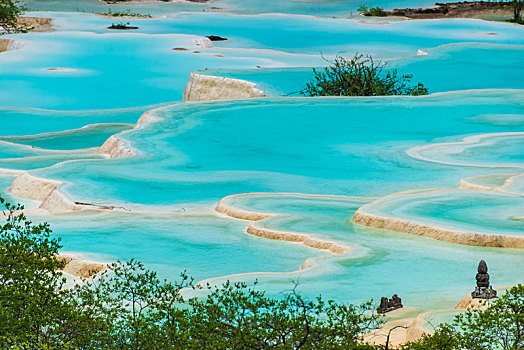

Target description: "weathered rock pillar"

left=471, top=260, right=497, bottom=299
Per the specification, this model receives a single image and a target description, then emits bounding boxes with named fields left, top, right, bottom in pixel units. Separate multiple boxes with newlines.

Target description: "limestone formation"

left=352, top=207, right=524, bottom=249
left=17, top=17, right=53, bottom=32
left=471, top=260, right=497, bottom=299
left=216, top=193, right=350, bottom=256
left=58, top=253, right=107, bottom=278
left=183, top=72, right=266, bottom=101
left=98, top=135, right=136, bottom=158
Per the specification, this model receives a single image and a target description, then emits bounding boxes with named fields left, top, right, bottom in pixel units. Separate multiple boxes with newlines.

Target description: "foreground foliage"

left=0, top=0, right=25, bottom=33
left=404, top=284, right=524, bottom=350
left=1, top=196, right=523, bottom=349
left=300, top=54, right=428, bottom=97
left=0, top=197, right=382, bottom=349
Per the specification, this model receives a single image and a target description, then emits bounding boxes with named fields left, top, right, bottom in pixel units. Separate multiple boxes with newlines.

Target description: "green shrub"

left=404, top=285, right=524, bottom=350
left=300, top=54, right=429, bottom=97
left=358, top=5, right=388, bottom=16
left=0, top=196, right=384, bottom=349
left=0, top=0, right=26, bottom=34
left=2, top=194, right=523, bottom=349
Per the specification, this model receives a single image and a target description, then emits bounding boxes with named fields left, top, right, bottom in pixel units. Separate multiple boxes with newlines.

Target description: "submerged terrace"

left=0, top=0, right=523, bottom=344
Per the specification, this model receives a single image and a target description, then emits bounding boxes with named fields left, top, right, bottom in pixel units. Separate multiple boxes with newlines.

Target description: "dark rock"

left=471, top=260, right=497, bottom=299
left=378, top=294, right=403, bottom=313
left=206, top=35, right=228, bottom=41
left=107, top=24, right=139, bottom=30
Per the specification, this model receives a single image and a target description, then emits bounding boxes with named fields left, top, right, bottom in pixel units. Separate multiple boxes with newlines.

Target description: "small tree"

left=403, top=285, right=524, bottom=350
left=180, top=281, right=383, bottom=349
left=512, top=0, right=523, bottom=23
left=358, top=5, right=388, bottom=16
left=300, top=54, right=428, bottom=97
left=0, top=0, right=26, bottom=34
left=0, top=198, right=67, bottom=347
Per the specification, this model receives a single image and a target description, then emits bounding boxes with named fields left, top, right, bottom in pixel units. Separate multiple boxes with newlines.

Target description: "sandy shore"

left=381, top=1, right=514, bottom=20
left=19, top=17, right=53, bottom=32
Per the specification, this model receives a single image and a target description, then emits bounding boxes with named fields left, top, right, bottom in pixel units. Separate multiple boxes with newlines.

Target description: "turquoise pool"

left=0, top=6, right=522, bottom=317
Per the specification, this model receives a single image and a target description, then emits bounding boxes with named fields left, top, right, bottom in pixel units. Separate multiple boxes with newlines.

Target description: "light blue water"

left=408, top=132, right=524, bottom=168
left=0, top=106, right=153, bottom=135
left=462, top=173, right=517, bottom=189
left=360, top=189, right=524, bottom=236
left=0, top=150, right=102, bottom=171
left=0, top=30, right=321, bottom=109
left=4, top=13, right=524, bottom=109
left=501, top=175, right=524, bottom=194
left=0, top=9, right=523, bottom=313
left=48, top=12, right=524, bottom=53
left=25, top=0, right=442, bottom=17
left=29, top=91, right=524, bottom=206
left=0, top=123, right=133, bottom=150
left=200, top=43, right=524, bottom=96
left=182, top=193, right=524, bottom=309
left=35, top=209, right=318, bottom=283
left=0, top=108, right=145, bottom=170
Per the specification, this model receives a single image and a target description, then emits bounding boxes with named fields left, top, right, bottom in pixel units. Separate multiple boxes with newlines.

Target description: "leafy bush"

left=300, top=54, right=429, bottom=97
left=2, top=195, right=524, bottom=349
left=108, top=22, right=136, bottom=29
left=358, top=5, right=388, bottom=16
left=0, top=196, right=383, bottom=349
left=403, top=285, right=524, bottom=350
left=0, top=0, right=26, bottom=34
left=101, top=9, right=151, bottom=18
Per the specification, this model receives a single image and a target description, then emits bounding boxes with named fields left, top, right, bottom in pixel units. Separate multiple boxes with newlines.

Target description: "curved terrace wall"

left=216, top=193, right=351, bottom=255
left=352, top=207, right=524, bottom=248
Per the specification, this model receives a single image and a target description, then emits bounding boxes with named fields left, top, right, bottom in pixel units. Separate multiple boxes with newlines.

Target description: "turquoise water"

left=201, top=43, right=524, bottom=96
left=29, top=193, right=524, bottom=310
left=25, top=0, right=443, bottom=17
left=28, top=91, right=524, bottom=206
left=461, top=173, right=517, bottom=189
left=0, top=123, right=133, bottom=150
left=0, top=107, right=147, bottom=171
left=36, top=209, right=318, bottom=283
left=0, top=106, right=152, bottom=135
left=408, top=132, right=524, bottom=168
left=193, top=193, right=524, bottom=308
left=501, top=175, right=524, bottom=194
left=1, top=29, right=322, bottom=109
left=0, top=8, right=523, bottom=315
left=360, top=189, right=524, bottom=236
left=47, top=12, right=524, bottom=54
left=4, top=13, right=524, bottom=109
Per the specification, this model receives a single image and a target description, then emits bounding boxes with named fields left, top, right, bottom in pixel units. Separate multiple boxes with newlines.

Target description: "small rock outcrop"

left=183, top=72, right=265, bottom=101
left=471, top=260, right=497, bottom=299
left=206, top=35, right=227, bottom=41
left=378, top=294, right=403, bottom=313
